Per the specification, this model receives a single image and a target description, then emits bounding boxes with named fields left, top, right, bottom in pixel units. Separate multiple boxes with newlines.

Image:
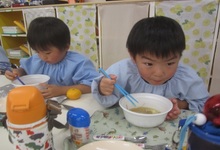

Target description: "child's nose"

left=154, top=67, right=164, bottom=76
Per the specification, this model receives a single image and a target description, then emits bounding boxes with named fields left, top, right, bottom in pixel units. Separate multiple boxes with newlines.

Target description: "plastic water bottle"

left=6, top=86, right=54, bottom=150
left=67, top=108, right=90, bottom=148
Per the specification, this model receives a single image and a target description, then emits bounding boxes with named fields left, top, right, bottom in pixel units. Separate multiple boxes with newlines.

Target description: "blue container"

left=67, top=108, right=90, bottom=147
left=67, top=108, right=90, bottom=127
left=188, top=124, right=220, bottom=150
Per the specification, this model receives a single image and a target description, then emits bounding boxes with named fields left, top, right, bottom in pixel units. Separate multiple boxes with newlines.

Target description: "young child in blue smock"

left=0, top=46, right=11, bottom=75
left=5, top=17, right=99, bottom=98
left=92, top=16, right=209, bottom=120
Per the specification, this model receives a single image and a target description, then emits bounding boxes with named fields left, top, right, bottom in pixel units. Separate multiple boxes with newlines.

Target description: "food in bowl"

left=130, top=106, right=160, bottom=114
left=12, top=74, right=50, bottom=90
left=119, top=93, right=173, bottom=128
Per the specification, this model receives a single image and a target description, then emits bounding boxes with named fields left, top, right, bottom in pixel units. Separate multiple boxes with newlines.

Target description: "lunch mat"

left=90, top=107, right=195, bottom=146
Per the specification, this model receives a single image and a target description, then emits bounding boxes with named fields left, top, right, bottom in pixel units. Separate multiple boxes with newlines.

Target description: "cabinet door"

left=97, top=2, right=150, bottom=69
left=22, top=7, right=56, bottom=55
left=55, top=4, right=98, bottom=69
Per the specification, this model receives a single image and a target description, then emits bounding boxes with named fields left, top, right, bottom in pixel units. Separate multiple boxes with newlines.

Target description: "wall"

left=0, top=0, right=219, bottom=94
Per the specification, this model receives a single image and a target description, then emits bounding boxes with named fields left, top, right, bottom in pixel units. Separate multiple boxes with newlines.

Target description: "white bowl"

left=119, top=93, right=173, bottom=128
left=78, top=140, right=142, bottom=150
left=12, top=74, right=50, bottom=90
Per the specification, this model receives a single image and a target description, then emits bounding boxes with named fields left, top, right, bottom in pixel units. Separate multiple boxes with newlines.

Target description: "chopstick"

left=99, top=68, right=138, bottom=106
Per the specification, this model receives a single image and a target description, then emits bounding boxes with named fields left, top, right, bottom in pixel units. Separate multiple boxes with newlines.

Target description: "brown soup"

left=130, top=106, right=160, bottom=114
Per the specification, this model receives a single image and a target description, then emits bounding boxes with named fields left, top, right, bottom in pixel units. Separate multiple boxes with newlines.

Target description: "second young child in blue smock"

left=5, top=17, right=99, bottom=98
left=92, top=16, right=209, bottom=120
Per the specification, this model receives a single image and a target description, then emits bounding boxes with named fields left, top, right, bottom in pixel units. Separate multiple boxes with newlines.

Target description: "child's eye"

left=167, top=62, right=175, bottom=66
left=144, top=62, right=153, bottom=66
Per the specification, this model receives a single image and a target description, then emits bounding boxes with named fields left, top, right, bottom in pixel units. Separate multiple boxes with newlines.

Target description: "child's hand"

left=5, top=69, right=19, bottom=81
left=40, top=83, right=61, bottom=99
left=99, top=74, right=117, bottom=96
left=166, top=98, right=181, bottom=120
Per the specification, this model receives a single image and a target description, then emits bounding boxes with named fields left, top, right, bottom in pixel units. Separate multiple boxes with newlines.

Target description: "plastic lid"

left=67, top=108, right=90, bottom=127
left=189, top=123, right=220, bottom=144
left=7, top=86, right=46, bottom=124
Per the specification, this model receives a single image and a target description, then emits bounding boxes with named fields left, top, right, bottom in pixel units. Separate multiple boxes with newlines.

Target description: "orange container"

left=7, top=86, right=46, bottom=124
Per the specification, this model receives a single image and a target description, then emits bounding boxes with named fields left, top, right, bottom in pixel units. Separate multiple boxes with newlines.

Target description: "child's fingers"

left=5, top=70, right=16, bottom=80
left=170, top=98, right=178, bottom=105
left=99, top=78, right=115, bottom=95
left=109, top=74, right=117, bottom=81
left=39, top=83, right=48, bottom=87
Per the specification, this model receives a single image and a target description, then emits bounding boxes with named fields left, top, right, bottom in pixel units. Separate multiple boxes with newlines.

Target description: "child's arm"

left=40, top=84, right=91, bottom=99
left=92, top=74, right=123, bottom=108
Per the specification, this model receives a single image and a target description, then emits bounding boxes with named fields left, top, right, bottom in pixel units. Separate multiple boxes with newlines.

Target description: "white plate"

left=78, top=140, right=142, bottom=150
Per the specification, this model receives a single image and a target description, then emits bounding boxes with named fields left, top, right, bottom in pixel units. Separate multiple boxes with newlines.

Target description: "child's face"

left=36, top=46, right=68, bottom=64
left=132, top=53, right=180, bottom=85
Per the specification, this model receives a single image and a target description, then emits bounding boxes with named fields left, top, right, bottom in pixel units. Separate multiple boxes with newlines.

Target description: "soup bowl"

left=119, top=93, right=173, bottom=128
left=12, top=74, right=50, bottom=90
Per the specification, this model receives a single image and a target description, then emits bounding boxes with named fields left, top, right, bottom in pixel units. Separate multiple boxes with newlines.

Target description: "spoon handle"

left=93, top=135, right=147, bottom=143
left=93, top=135, right=125, bottom=141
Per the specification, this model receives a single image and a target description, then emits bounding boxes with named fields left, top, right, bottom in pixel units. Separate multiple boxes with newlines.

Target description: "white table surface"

left=0, top=75, right=11, bottom=87
left=0, top=75, right=105, bottom=150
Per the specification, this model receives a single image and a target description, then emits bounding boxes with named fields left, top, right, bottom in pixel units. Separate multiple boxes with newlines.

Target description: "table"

left=0, top=76, right=194, bottom=149
left=64, top=106, right=195, bottom=149
left=0, top=93, right=105, bottom=150
left=0, top=75, right=11, bottom=87
left=0, top=76, right=105, bottom=150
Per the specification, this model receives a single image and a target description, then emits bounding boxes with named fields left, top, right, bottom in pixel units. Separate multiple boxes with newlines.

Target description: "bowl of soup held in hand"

left=119, top=93, right=173, bottom=128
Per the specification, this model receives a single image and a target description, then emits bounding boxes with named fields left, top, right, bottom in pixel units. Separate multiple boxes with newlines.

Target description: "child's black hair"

left=27, top=17, right=70, bottom=52
left=126, top=16, right=185, bottom=58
